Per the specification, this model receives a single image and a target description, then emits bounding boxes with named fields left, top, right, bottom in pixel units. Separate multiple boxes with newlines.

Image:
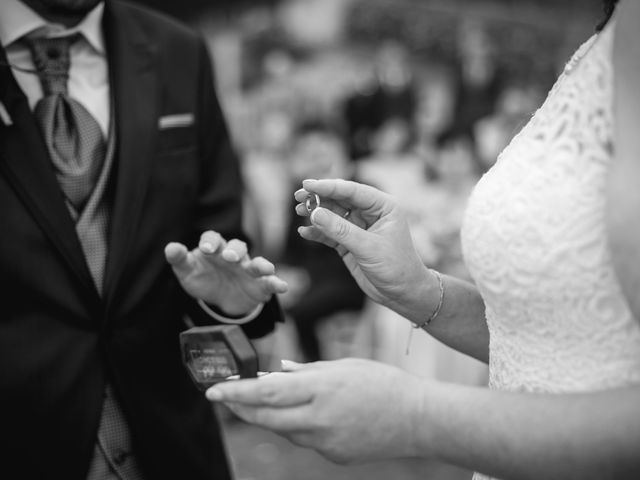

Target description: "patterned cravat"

left=27, top=34, right=106, bottom=213
left=26, top=35, right=145, bottom=480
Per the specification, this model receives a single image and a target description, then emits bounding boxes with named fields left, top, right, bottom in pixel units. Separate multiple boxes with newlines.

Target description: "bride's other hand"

left=293, top=178, right=433, bottom=316
left=206, top=358, right=429, bottom=465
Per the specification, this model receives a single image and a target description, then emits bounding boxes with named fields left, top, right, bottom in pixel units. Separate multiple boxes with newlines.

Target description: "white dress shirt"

left=0, top=0, right=110, bottom=136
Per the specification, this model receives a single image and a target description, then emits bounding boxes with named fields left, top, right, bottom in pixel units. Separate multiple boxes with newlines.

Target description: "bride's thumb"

left=310, top=207, right=365, bottom=252
left=280, top=359, right=306, bottom=372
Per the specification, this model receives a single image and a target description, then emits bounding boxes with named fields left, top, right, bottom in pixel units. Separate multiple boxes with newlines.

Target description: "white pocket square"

left=158, top=113, right=194, bottom=130
left=0, top=101, right=13, bottom=126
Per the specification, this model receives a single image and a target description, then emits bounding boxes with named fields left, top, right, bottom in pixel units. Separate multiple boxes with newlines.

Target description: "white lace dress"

left=460, top=19, right=640, bottom=480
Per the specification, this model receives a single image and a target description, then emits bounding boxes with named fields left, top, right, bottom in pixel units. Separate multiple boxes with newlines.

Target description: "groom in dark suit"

left=0, top=0, right=286, bottom=479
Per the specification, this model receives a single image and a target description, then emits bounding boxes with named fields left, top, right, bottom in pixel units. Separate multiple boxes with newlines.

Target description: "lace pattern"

left=461, top=20, right=640, bottom=480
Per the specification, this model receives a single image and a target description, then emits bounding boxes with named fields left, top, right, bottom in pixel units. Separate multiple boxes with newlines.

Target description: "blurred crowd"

left=139, top=0, right=603, bottom=373
left=127, top=1, right=608, bottom=478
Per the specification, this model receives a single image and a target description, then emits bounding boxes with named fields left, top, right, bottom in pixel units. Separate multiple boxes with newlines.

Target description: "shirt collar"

left=0, top=0, right=105, bottom=54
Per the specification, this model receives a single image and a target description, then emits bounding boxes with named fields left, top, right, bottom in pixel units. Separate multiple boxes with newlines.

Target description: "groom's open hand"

left=165, top=230, right=288, bottom=316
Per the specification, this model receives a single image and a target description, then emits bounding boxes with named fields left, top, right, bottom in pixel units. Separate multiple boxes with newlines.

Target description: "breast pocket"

left=152, top=125, right=199, bottom=201
left=156, top=122, right=197, bottom=155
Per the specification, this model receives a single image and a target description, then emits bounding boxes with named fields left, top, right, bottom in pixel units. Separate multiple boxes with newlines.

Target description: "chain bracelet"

left=414, top=269, right=445, bottom=329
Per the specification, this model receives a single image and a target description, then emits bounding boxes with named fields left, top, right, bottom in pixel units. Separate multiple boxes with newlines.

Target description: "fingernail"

left=281, top=359, right=301, bottom=370
left=224, top=250, right=240, bottom=262
left=201, top=242, right=214, bottom=254
left=310, top=207, right=328, bottom=226
left=206, top=387, right=223, bottom=401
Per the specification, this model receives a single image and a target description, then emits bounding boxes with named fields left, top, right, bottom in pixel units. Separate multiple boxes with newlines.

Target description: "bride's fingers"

left=335, top=244, right=349, bottom=259
left=302, top=178, right=393, bottom=215
left=294, top=188, right=311, bottom=203
left=295, top=203, right=309, bottom=217
left=308, top=207, right=374, bottom=256
left=296, top=202, right=368, bottom=231
left=299, top=208, right=370, bottom=261
left=295, top=198, right=351, bottom=218
left=295, top=188, right=344, bottom=213
left=295, top=187, right=353, bottom=218
left=297, top=225, right=339, bottom=250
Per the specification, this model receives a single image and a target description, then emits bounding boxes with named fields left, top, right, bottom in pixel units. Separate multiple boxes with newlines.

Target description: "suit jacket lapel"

left=0, top=45, right=101, bottom=304
left=102, top=2, right=159, bottom=306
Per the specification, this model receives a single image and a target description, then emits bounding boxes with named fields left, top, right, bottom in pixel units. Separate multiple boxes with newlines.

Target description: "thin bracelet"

left=414, top=269, right=445, bottom=329
left=405, top=269, right=445, bottom=355
left=197, top=299, right=264, bottom=324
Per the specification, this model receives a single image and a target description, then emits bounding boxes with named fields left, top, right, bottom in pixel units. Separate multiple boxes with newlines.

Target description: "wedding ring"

left=305, top=193, right=320, bottom=214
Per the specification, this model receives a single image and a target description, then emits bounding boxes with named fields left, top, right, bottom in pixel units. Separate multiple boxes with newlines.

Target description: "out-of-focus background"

left=134, top=1, right=606, bottom=478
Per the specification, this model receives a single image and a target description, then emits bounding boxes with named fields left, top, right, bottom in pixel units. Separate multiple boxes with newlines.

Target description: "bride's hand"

left=294, top=178, right=432, bottom=315
left=206, top=358, right=429, bottom=464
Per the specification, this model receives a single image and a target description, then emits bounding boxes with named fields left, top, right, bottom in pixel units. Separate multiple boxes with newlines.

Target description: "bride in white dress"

left=204, top=1, right=640, bottom=478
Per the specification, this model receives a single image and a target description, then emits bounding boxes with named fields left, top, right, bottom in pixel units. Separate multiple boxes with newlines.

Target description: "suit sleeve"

left=182, top=37, right=283, bottom=338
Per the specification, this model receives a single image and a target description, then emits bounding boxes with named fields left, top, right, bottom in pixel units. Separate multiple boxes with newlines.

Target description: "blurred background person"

left=342, top=39, right=417, bottom=162
left=435, top=19, right=503, bottom=175
left=473, top=81, right=544, bottom=172
left=277, top=119, right=367, bottom=362
left=241, top=106, right=296, bottom=262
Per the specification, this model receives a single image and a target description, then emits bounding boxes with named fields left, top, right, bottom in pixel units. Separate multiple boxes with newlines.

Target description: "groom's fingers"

left=247, top=256, right=276, bottom=277
left=164, top=242, right=196, bottom=276
left=263, top=275, right=288, bottom=294
left=199, top=231, right=224, bottom=254
left=223, top=239, right=248, bottom=263
left=254, top=275, right=288, bottom=296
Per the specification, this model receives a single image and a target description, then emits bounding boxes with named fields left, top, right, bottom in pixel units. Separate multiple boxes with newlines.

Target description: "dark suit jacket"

left=0, top=2, right=280, bottom=478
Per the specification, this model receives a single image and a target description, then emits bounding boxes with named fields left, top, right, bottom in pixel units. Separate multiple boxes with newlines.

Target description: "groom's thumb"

left=164, top=242, right=194, bottom=277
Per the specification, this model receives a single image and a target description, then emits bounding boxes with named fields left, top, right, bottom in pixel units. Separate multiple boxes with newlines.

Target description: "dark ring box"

left=179, top=325, right=258, bottom=391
